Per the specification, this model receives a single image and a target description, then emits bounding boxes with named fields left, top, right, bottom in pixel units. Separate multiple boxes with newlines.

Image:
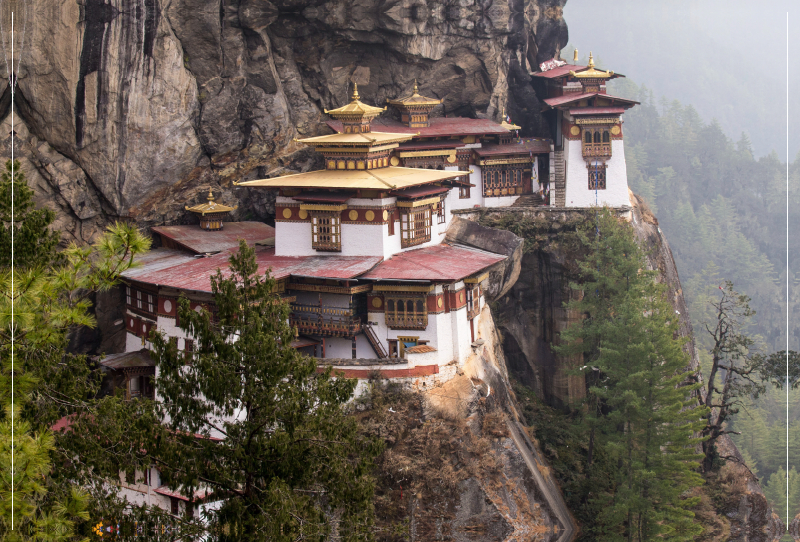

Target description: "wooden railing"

left=290, top=303, right=362, bottom=337
left=582, top=144, right=612, bottom=158
left=385, top=312, right=428, bottom=330
left=363, top=324, right=388, bottom=359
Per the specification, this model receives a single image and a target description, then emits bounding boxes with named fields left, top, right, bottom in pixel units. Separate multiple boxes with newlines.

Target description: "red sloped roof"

left=569, top=106, right=627, bottom=116
left=123, top=246, right=382, bottom=293
left=327, top=116, right=509, bottom=137
left=152, top=222, right=275, bottom=255
left=396, top=139, right=467, bottom=151
left=360, top=244, right=505, bottom=282
left=474, top=139, right=552, bottom=157
left=532, top=64, right=587, bottom=79
left=391, top=185, right=451, bottom=199
left=544, top=92, right=639, bottom=109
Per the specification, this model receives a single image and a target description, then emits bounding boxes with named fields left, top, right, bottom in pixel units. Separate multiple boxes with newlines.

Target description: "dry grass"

left=356, top=379, right=510, bottom=541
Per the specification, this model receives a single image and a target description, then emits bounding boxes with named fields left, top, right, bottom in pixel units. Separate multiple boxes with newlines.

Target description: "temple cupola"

left=569, top=52, right=614, bottom=94
left=387, top=80, right=442, bottom=128
left=185, top=189, right=237, bottom=231
left=323, top=83, right=386, bottom=134
left=499, top=108, right=521, bottom=144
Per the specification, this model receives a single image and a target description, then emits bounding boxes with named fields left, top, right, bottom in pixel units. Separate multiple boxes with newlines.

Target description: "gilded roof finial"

left=413, top=79, right=419, bottom=95
left=351, top=82, right=360, bottom=101
left=588, top=52, right=594, bottom=68
left=207, top=188, right=215, bottom=202
left=573, top=48, right=579, bottom=64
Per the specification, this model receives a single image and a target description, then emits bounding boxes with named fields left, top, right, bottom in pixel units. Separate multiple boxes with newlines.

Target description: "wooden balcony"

left=290, top=303, right=362, bottom=337
left=582, top=144, right=612, bottom=159
left=385, top=312, right=428, bottom=331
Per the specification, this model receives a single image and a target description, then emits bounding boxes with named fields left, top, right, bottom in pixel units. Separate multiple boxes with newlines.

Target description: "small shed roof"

left=98, top=349, right=156, bottom=370
left=152, top=222, right=275, bottom=255
left=360, top=243, right=505, bottom=282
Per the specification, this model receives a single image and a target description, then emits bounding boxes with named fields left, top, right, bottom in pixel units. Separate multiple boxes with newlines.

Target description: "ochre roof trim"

left=235, top=167, right=469, bottom=191
left=387, top=80, right=443, bottom=107
left=324, top=83, right=387, bottom=119
left=569, top=52, right=614, bottom=80
left=297, top=131, right=414, bottom=146
left=185, top=189, right=237, bottom=215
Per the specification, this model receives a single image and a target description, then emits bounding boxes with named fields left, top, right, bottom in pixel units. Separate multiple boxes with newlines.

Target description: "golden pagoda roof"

left=235, top=167, right=468, bottom=191
left=387, top=80, right=442, bottom=107
left=324, top=83, right=386, bottom=120
left=499, top=108, right=521, bottom=131
left=570, top=52, right=614, bottom=79
left=185, top=189, right=237, bottom=215
left=297, top=131, right=414, bottom=147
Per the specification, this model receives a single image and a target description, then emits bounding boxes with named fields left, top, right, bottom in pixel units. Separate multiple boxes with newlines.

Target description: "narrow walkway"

left=511, top=194, right=547, bottom=207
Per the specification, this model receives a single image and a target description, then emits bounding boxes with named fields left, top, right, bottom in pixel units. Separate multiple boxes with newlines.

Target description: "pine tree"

left=558, top=208, right=708, bottom=541
left=0, top=406, right=90, bottom=541
left=0, top=160, right=60, bottom=269
left=0, top=162, right=152, bottom=537
left=149, top=240, right=381, bottom=541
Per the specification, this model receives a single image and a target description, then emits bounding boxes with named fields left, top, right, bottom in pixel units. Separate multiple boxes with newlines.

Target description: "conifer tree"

left=0, top=163, right=152, bottom=536
left=0, top=160, right=60, bottom=269
left=558, top=208, right=708, bottom=541
left=149, top=240, right=381, bottom=541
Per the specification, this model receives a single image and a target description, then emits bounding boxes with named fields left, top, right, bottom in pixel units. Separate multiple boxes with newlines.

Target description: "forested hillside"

left=609, top=76, right=800, bottom=520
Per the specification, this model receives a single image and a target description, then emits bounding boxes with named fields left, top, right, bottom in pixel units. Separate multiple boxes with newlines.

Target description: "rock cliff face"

left=1, top=0, right=567, bottom=244
left=457, top=197, right=784, bottom=541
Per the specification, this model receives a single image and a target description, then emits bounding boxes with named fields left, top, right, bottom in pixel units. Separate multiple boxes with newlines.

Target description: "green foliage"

left=555, top=208, right=708, bottom=540
left=0, top=222, right=152, bottom=413
left=148, top=240, right=381, bottom=541
left=0, top=406, right=90, bottom=541
left=0, top=160, right=60, bottom=270
left=618, top=83, right=798, bottom=355
left=0, top=167, right=152, bottom=540
left=762, top=467, right=800, bottom=526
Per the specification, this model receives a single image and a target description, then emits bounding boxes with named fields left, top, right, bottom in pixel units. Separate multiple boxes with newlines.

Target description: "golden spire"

left=413, top=79, right=419, bottom=95
left=568, top=50, right=614, bottom=79
left=185, top=189, right=237, bottom=215
left=324, top=82, right=386, bottom=119
left=573, top=48, right=578, bottom=64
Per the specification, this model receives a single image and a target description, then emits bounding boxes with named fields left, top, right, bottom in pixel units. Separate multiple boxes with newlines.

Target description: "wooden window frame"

left=459, top=184, right=470, bottom=199
left=582, top=128, right=612, bottom=158
left=588, top=163, right=608, bottom=190
left=384, top=295, right=428, bottom=330
left=128, top=286, right=157, bottom=319
left=397, top=336, right=419, bottom=358
left=399, top=206, right=432, bottom=248
left=184, top=339, right=194, bottom=364
left=310, top=211, right=342, bottom=252
left=388, top=339, right=399, bottom=358
left=387, top=210, right=396, bottom=236
left=436, top=197, right=446, bottom=224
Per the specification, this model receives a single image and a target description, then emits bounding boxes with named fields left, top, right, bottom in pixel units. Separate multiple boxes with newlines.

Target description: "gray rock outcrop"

left=0, top=0, right=567, bottom=244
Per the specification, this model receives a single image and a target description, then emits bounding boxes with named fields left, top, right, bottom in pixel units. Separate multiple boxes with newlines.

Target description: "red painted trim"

left=320, top=364, right=439, bottom=379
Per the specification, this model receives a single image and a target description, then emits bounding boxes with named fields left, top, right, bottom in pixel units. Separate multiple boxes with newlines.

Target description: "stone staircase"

left=511, top=193, right=547, bottom=207
left=363, top=323, right=388, bottom=359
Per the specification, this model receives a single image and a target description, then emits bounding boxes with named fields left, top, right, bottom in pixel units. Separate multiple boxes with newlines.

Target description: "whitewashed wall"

left=564, top=139, right=630, bottom=208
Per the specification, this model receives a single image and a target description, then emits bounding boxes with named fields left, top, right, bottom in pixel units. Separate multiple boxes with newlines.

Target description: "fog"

left=563, top=0, right=800, bottom=160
